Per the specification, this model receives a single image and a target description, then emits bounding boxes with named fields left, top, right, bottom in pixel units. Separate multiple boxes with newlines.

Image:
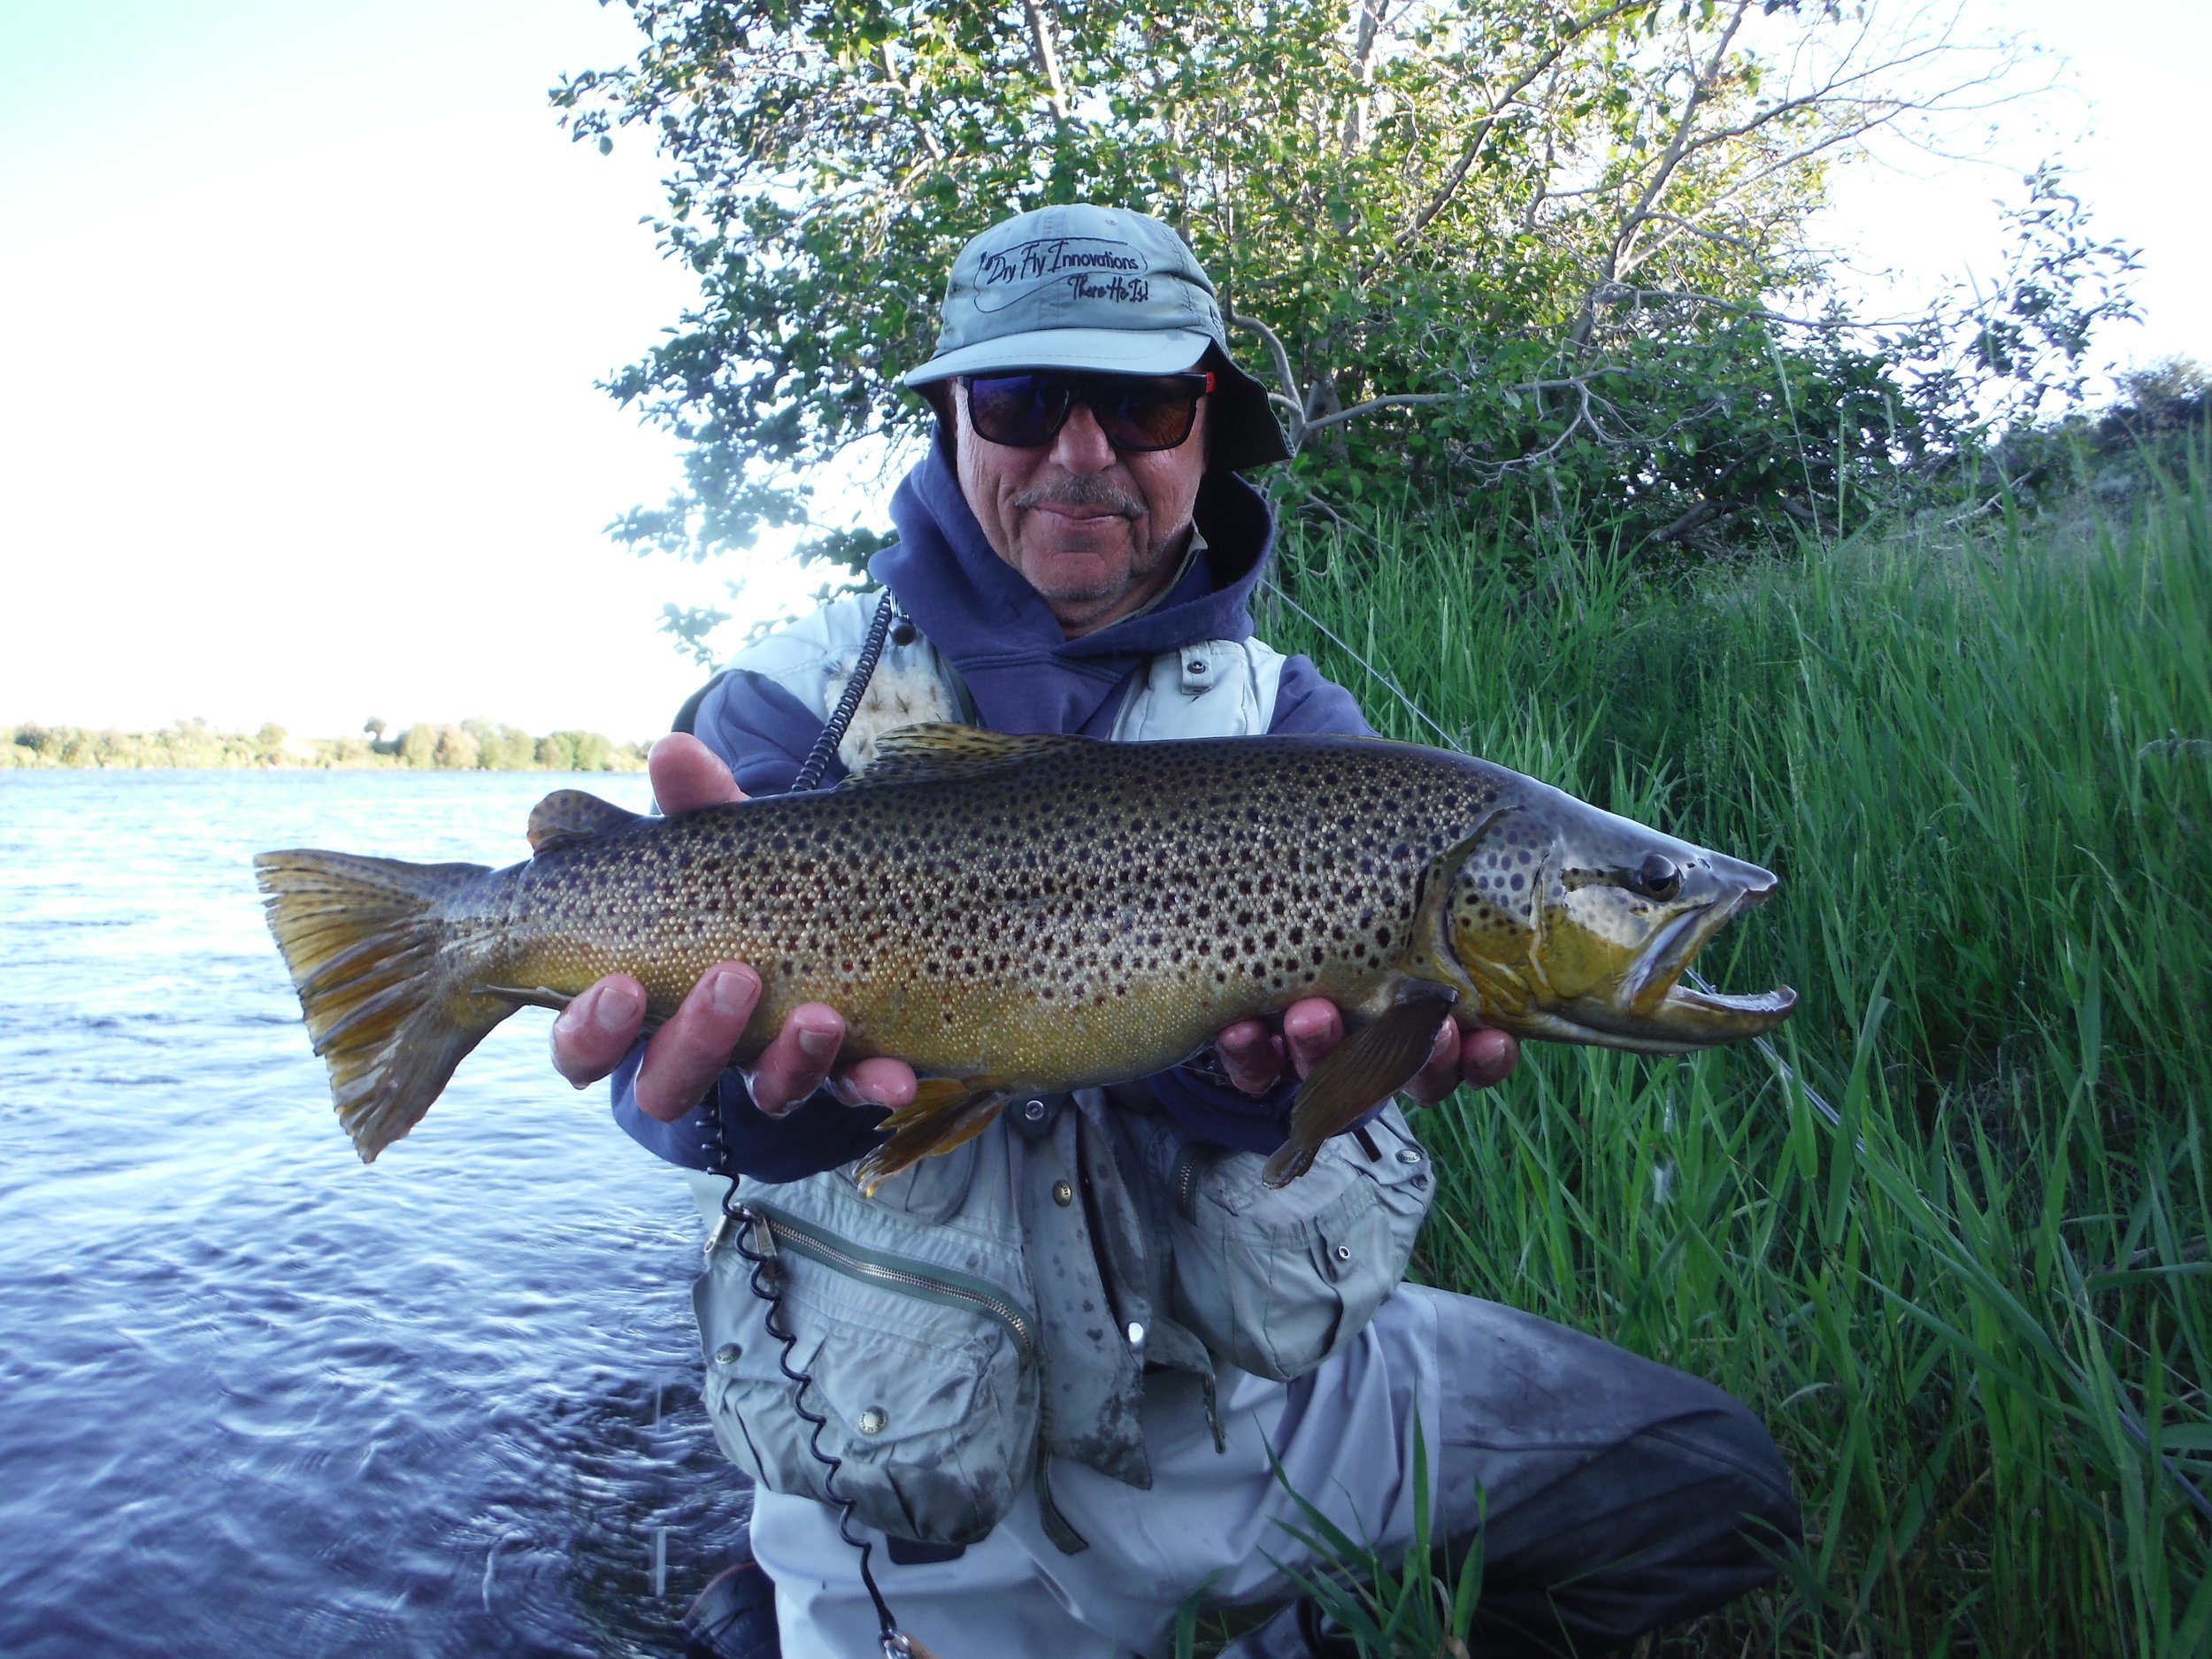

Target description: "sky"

left=2, top=0, right=2205, bottom=743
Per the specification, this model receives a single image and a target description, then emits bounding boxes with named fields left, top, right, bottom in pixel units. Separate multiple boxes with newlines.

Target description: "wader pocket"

left=693, top=1197, right=1040, bottom=1546
left=1149, top=1103, right=1433, bottom=1381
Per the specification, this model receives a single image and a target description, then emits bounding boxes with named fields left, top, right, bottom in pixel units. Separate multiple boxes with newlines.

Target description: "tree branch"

left=1229, top=311, right=1307, bottom=443
left=1300, top=391, right=1459, bottom=435
left=1395, top=0, right=1649, bottom=254
left=1022, top=0, right=1071, bottom=127
left=878, top=41, right=945, bottom=162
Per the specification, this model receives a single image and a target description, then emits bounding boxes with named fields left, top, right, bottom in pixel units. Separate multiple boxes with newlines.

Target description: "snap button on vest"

left=1052, top=1179, right=1074, bottom=1207
left=1010, top=1094, right=1063, bottom=1139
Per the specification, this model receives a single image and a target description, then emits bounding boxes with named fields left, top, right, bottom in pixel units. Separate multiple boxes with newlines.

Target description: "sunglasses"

left=960, top=369, right=1216, bottom=452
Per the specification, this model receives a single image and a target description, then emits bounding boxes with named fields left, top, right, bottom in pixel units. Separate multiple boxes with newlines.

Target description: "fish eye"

left=1634, top=853, right=1682, bottom=901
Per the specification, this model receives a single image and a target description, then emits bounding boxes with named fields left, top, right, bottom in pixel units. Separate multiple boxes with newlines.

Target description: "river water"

left=0, top=771, right=749, bottom=1659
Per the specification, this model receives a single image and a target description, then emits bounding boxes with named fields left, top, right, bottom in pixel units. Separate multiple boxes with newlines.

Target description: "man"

left=552, top=205, right=1798, bottom=1658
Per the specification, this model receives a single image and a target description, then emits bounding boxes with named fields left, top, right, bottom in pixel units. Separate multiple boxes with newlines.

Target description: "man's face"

left=953, top=373, right=1209, bottom=639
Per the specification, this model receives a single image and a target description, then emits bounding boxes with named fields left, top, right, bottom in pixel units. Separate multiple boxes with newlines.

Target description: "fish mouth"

left=1563, top=881, right=1796, bottom=1050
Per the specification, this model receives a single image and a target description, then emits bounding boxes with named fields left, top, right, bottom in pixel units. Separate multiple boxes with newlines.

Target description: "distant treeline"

left=4, top=718, right=649, bottom=772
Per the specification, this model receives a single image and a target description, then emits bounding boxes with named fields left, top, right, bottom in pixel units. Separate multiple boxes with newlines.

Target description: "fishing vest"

left=684, top=589, right=1436, bottom=1551
left=706, top=587, right=1290, bottom=765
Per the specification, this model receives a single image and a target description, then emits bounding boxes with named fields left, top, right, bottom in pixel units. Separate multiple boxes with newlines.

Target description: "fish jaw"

left=1437, top=784, right=1799, bottom=1053
left=1548, top=876, right=1797, bottom=1050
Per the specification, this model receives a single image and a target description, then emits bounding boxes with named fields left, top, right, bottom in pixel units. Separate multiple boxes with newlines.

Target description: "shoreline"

left=7, top=720, right=650, bottom=773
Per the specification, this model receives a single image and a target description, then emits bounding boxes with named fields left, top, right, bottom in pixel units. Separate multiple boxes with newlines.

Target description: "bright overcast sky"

left=2, top=0, right=2204, bottom=742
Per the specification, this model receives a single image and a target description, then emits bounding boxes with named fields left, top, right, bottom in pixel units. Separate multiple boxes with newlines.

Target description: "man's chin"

left=1014, top=543, right=1138, bottom=606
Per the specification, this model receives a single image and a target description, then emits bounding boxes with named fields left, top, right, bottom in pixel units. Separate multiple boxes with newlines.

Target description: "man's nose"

left=1048, top=397, right=1117, bottom=474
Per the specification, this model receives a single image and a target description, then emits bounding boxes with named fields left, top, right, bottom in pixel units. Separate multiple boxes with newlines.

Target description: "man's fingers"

left=550, top=975, right=647, bottom=1087
left=1281, top=998, right=1344, bottom=1080
left=1460, top=1026, right=1520, bottom=1091
left=750, top=1003, right=847, bottom=1117
left=649, top=732, right=745, bottom=815
left=830, top=1056, right=918, bottom=1110
left=633, top=963, right=761, bottom=1122
left=1214, top=1017, right=1286, bottom=1095
left=1404, top=1016, right=1463, bottom=1105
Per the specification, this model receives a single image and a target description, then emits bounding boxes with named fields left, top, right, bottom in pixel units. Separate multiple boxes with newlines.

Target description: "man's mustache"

left=1013, top=478, right=1143, bottom=518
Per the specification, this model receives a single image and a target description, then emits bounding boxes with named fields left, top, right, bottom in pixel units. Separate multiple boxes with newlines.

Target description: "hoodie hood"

left=872, top=447, right=1277, bottom=736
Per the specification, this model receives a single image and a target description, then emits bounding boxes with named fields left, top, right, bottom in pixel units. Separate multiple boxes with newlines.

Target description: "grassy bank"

left=1252, top=464, right=2211, bottom=1655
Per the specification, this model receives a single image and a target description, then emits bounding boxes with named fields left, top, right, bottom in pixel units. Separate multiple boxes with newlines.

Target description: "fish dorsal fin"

left=526, top=790, right=645, bottom=856
left=841, top=722, right=1091, bottom=787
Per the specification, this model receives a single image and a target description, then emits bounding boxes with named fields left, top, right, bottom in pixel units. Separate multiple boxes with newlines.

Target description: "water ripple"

left=0, top=771, right=741, bottom=1659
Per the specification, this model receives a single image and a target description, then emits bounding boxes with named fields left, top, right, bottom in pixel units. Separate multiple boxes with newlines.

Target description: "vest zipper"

left=741, top=1202, right=1038, bottom=1367
left=1171, top=1143, right=1203, bottom=1221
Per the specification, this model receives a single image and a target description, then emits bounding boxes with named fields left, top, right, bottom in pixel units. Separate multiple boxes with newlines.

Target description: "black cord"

left=698, top=578, right=933, bottom=1651
left=792, top=590, right=899, bottom=793
left=704, top=1091, right=909, bottom=1650
left=720, top=1186, right=904, bottom=1642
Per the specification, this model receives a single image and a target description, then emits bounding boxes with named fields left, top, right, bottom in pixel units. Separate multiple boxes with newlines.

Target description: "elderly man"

left=552, top=205, right=1798, bottom=1659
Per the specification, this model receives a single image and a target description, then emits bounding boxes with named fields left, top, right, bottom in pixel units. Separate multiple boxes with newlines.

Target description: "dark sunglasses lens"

left=965, top=374, right=1067, bottom=447
left=1094, top=380, right=1201, bottom=449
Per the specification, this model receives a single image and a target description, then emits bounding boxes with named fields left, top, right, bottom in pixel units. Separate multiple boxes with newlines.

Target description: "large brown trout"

left=257, top=726, right=1795, bottom=1187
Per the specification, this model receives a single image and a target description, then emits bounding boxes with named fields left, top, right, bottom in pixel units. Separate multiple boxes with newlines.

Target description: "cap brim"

left=901, top=327, right=1216, bottom=387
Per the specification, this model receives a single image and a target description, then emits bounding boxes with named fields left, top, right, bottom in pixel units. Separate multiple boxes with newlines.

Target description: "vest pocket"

left=692, top=1200, right=1041, bottom=1546
left=1145, top=1103, right=1435, bottom=1381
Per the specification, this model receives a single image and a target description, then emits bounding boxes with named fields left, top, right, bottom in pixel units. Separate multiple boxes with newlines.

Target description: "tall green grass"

left=1252, top=460, right=2212, bottom=1655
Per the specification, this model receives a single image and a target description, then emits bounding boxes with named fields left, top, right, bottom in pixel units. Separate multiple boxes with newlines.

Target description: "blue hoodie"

left=611, top=449, right=1375, bottom=1179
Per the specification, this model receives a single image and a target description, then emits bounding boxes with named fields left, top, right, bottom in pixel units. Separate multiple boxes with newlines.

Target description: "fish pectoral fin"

left=841, top=723, right=1092, bottom=788
left=1262, top=988, right=1457, bottom=1188
left=526, top=790, right=646, bottom=856
left=853, top=1080, right=1012, bottom=1195
left=472, top=983, right=575, bottom=1014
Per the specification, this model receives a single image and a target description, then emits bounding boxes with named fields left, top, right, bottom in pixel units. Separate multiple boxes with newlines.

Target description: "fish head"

left=1440, top=792, right=1795, bottom=1052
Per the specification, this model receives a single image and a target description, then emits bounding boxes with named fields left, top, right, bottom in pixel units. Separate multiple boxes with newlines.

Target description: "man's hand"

left=548, top=733, right=918, bottom=1123
left=1214, top=998, right=1518, bottom=1103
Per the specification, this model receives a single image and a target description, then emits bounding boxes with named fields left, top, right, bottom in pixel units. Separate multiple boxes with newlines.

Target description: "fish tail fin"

left=254, top=849, right=507, bottom=1162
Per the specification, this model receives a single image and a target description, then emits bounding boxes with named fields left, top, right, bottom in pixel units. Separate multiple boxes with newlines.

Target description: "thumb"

left=649, top=733, right=744, bottom=814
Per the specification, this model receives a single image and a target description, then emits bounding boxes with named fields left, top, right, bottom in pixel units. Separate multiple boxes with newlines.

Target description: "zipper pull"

left=738, top=1206, right=784, bottom=1289
left=705, top=1174, right=742, bottom=1259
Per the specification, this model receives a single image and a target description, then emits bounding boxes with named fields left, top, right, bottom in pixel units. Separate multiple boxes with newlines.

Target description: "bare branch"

left=1301, top=391, right=1460, bottom=434
left=877, top=41, right=944, bottom=163
left=1229, top=311, right=1307, bottom=442
left=1573, top=0, right=1754, bottom=349
left=1341, top=0, right=1386, bottom=156
left=1394, top=0, right=1651, bottom=254
left=1022, top=0, right=1071, bottom=127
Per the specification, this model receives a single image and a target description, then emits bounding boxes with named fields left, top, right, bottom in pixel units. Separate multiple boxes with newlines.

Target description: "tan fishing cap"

left=901, top=204, right=1292, bottom=472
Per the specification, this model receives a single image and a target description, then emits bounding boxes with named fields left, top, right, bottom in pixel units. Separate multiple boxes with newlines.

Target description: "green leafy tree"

left=558, top=0, right=2032, bottom=567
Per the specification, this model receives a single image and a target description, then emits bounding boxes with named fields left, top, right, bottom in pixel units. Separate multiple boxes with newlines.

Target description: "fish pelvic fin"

left=253, top=849, right=508, bottom=1163
left=853, top=1079, right=1012, bottom=1195
left=1262, top=987, right=1456, bottom=1188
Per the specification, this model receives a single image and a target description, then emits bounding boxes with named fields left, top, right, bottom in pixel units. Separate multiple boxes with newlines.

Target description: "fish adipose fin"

left=1263, top=987, right=1457, bottom=1188
left=526, top=790, right=646, bottom=856
left=853, top=1079, right=1012, bottom=1194
left=842, top=723, right=1089, bottom=788
left=254, top=850, right=506, bottom=1162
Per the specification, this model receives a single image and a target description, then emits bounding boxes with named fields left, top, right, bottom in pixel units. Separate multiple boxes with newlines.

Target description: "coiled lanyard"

left=710, top=586, right=941, bottom=1657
